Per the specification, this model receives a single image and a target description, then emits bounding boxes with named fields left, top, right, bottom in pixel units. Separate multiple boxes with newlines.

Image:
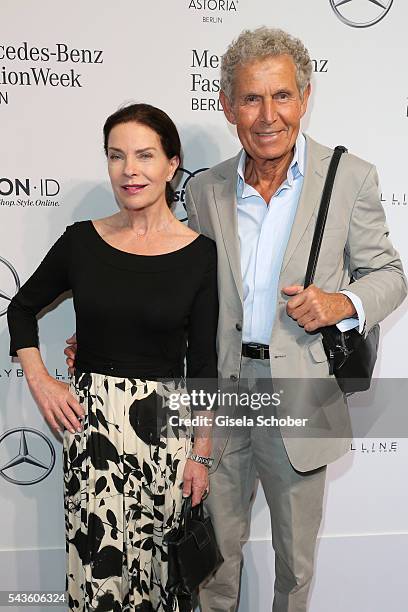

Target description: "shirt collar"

left=237, top=132, right=306, bottom=197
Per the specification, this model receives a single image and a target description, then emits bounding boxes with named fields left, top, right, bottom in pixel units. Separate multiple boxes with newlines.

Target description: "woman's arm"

left=7, top=226, right=84, bottom=435
left=183, top=239, right=219, bottom=505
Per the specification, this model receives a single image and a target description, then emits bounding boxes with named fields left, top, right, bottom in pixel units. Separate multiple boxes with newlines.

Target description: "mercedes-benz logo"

left=0, top=427, right=56, bottom=485
left=0, top=255, right=20, bottom=317
left=330, top=0, right=393, bottom=28
left=173, top=167, right=208, bottom=222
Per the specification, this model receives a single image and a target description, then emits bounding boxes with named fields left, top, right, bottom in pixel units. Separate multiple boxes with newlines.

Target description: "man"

left=66, top=27, right=406, bottom=612
left=183, top=27, right=406, bottom=612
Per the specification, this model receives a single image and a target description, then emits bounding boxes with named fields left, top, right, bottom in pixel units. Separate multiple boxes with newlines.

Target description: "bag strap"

left=181, top=495, right=192, bottom=537
left=304, top=145, right=347, bottom=288
left=192, top=500, right=204, bottom=521
left=180, top=496, right=205, bottom=537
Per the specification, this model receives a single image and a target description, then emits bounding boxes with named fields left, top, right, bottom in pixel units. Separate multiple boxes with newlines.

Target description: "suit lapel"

left=281, top=135, right=330, bottom=275
left=211, top=137, right=332, bottom=301
left=213, top=153, right=243, bottom=302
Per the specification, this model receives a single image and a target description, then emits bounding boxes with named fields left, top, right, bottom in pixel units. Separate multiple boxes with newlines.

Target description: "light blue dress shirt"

left=236, top=133, right=364, bottom=345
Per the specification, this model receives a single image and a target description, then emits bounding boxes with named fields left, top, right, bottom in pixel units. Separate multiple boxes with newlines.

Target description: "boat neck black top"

left=7, top=220, right=219, bottom=380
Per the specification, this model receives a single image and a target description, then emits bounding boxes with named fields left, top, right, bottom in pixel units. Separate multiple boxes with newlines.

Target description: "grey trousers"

left=199, top=357, right=327, bottom=612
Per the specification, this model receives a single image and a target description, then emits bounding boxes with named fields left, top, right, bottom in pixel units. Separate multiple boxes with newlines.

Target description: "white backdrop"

left=1, top=1, right=407, bottom=610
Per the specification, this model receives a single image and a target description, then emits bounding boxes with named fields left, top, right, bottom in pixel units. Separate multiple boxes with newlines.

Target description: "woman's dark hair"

left=103, top=103, right=181, bottom=207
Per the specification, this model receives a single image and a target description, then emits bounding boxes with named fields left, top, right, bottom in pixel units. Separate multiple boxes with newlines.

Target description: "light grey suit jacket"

left=185, top=135, right=407, bottom=472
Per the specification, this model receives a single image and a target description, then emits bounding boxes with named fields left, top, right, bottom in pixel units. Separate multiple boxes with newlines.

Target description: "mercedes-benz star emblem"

left=0, top=255, right=20, bottom=317
left=0, top=428, right=56, bottom=485
left=330, top=0, right=393, bottom=28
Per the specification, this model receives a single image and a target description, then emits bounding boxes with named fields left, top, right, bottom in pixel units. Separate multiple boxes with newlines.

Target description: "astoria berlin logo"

left=0, top=427, right=56, bottom=485
left=0, top=255, right=20, bottom=316
left=330, top=0, right=393, bottom=28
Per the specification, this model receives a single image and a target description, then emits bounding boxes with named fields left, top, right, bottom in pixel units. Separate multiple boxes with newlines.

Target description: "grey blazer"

left=185, top=134, right=407, bottom=472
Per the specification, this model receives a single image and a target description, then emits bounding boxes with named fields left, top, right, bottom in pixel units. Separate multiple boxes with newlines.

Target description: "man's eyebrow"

left=239, top=88, right=294, bottom=97
left=239, top=92, right=262, bottom=98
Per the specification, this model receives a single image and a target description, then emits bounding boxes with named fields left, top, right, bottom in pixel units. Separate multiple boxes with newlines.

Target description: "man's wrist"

left=337, top=293, right=356, bottom=318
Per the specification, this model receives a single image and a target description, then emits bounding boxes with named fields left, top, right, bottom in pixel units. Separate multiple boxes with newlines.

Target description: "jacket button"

left=230, top=374, right=238, bottom=382
left=236, top=323, right=242, bottom=331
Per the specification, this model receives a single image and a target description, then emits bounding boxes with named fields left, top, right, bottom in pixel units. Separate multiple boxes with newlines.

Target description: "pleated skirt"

left=63, top=371, right=192, bottom=612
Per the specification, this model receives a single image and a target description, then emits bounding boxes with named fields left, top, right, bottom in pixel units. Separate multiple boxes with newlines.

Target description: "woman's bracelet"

left=188, top=451, right=214, bottom=468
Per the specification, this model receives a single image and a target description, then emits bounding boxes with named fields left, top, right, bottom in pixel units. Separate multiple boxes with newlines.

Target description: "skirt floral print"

left=63, top=371, right=192, bottom=612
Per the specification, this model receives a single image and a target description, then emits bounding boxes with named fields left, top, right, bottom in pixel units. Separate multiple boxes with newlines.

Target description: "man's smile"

left=254, top=129, right=288, bottom=140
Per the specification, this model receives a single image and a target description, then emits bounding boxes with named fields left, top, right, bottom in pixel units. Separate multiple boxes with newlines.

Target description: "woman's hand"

left=17, top=347, right=85, bottom=436
left=182, top=459, right=209, bottom=507
left=29, top=374, right=84, bottom=435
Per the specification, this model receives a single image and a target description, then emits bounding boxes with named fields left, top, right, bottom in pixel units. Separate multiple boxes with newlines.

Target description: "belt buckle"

left=259, top=346, right=266, bottom=359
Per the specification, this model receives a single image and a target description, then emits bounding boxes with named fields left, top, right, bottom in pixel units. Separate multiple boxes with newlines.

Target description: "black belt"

left=75, top=360, right=183, bottom=380
left=242, top=343, right=270, bottom=360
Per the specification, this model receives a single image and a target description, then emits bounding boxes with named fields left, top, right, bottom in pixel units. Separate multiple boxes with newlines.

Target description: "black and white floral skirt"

left=63, top=371, right=192, bottom=612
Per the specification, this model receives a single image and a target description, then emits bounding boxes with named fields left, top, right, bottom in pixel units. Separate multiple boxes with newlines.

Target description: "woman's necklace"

left=133, top=215, right=175, bottom=238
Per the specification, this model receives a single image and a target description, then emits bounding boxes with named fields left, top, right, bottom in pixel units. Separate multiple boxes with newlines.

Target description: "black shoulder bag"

left=165, top=495, right=224, bottom=612
left=304, top=145, right=380, bottom=394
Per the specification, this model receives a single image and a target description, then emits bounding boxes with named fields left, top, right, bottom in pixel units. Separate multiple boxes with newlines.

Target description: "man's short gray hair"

left=221, top=27, right=312, bottom=101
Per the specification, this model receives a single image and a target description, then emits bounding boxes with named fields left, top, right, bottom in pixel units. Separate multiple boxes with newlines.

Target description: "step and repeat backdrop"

left=1, top=1, right=407, bottom=611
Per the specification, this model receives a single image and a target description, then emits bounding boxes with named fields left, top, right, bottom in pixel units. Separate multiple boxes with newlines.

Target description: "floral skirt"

left=63, top=371, right=192, bottom=612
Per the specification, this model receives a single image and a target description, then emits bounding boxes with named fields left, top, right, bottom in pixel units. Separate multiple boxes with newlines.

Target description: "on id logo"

left=0, top=177, right=61, bottom=208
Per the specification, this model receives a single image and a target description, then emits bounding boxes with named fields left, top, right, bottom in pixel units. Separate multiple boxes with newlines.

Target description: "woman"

left=7, top=103, right=218, bottom=612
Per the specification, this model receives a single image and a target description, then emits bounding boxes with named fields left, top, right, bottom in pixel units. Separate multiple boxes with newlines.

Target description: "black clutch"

left=165, top=495, right=224, bottom=611
left=304, top=146, right=379, bottom=394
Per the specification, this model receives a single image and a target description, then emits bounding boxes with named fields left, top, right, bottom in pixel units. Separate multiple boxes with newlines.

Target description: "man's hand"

left=282, top=284, right=356, bottom=332
left=64, top=333, right=77, bottom=376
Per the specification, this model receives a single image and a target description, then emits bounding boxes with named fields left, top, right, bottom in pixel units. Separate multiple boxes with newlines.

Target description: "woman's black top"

left=7, top=221, right=219, bottom=380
